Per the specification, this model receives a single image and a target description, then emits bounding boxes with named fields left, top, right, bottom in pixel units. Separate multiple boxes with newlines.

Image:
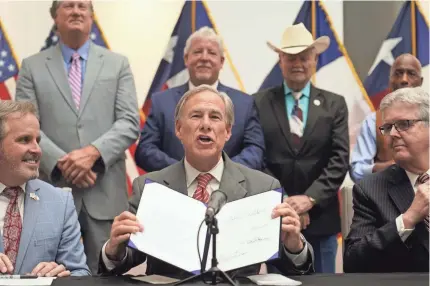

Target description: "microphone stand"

left=174, top=217, right=237, bottom=286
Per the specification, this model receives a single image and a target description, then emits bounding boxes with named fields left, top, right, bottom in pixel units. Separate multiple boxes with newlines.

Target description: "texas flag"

left=365, top=0, right=429, bottom=109
left=141, top=0, right=243, bottom=123
left=0, top=20, right=19, bottom=100
left=260, top=0, right=373, bottom=146
left=41, top=18, right=141, bottom=194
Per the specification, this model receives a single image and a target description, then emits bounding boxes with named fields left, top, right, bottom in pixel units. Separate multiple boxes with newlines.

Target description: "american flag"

left=0, top=20, right=19, bottom=101
left=41, top=18, right=143, bottom=194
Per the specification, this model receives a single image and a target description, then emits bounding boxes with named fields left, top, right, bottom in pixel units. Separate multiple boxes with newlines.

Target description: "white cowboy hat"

left=267, top=23, right=330, bottom=55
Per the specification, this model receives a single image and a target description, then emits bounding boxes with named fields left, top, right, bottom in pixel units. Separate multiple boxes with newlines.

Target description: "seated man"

left=344, top=87, right=429, bottom=273
left=100, top=85, right=314, bottom=277
left=0, top=101, right=90, bottom=276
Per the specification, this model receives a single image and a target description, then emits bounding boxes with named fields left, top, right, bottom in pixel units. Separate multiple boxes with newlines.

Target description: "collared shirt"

left=350, top=112, right=377, bottom=182
left=396, top=169, right=430, bottom=241
left=185, top=157, right=223, bottom=197
left=0, top=182, right=26, bottom=234
left=283, top=81, right=311, bottom=126
left=60, top=40, right=91, bottom=84
left=188, top=80, right=219, bottom=91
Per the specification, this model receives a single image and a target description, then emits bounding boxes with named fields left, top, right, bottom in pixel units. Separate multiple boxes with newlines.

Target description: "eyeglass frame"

left=378, top=119, right=427, bottom=136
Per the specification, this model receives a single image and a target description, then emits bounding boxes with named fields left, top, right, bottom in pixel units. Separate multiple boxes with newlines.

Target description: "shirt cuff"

left=396, top=214, right=414, bottom=242
left=101, top=240, right=128, bottom=271
left=362, top=164, right=374, bottom=176
left=283, top=242, right=308, bottom=267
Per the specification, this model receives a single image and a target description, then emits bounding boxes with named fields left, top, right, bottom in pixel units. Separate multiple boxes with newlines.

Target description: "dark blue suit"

left=135, top=83, right=265, bottom=171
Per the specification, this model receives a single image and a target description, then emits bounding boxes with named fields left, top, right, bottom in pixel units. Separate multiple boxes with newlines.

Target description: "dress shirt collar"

left=184, top=156, right=224, bottom=188
left=188, top=80, right=219, bottom=91
left=60, top=39, right=91, bottom=63
left=283, top=81, right=311, bottom=99
left=404, top=169, right=430, bottom=191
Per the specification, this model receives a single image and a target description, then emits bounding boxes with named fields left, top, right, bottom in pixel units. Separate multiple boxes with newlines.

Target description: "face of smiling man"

left=175, top=90, right=232, bottom=172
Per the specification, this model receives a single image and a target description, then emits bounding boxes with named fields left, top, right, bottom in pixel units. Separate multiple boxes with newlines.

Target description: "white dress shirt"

left=102, top=156, right=308, bottom=270
left=0, top=183, right=26, bottom=235
left=188, top=80, right=219, bottom=91
left=395, top=169, right=430, bottom=241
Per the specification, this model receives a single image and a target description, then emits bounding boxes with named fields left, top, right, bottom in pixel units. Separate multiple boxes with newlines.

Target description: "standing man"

left=350, top=54, right=423, bottom=182
left=15, top=1, right=140, bottom=273
left=254, top=23, right=349, bottom=273
left=135, top=27, right=265, bottom=172
left=0, top=101, right=90, bottom=276
left=344, top=87, right=429, bottom=273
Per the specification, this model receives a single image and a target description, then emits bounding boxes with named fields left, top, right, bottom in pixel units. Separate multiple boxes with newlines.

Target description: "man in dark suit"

left=253, top=23, right=349, bottom=273
left=135, top=27, right=265, bottom=172
left=100, top=85, right=314, bottom=277
left=344, top=87, right=429, bottom=273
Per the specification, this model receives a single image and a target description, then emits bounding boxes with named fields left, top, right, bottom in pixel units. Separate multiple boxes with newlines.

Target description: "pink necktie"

left=193, top=173, right=213, bottom=203
left=416, top=173, right=429, bottom=231
left=69, top=53, right=81, bottom=109
left=2, top=187, right=23, bottom=268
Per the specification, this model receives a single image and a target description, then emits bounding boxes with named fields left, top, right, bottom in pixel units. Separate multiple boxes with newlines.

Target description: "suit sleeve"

left=230, top=99, right=265, bottom=170
left=304, top=96, right=349, bottom=208
left=343, top=183, right=408, bottom=273
left=91, top=56, right=140, bottom=171
left=15, top=59, right=67, bottom=182
left=134, top=94, right=177, bottom=172
left=56, top=191, right=91, bottom=276
left=98, top=177, right=147, bottom=275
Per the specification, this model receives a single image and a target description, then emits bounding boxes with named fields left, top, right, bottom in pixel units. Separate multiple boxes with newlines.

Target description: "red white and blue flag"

left=0, top=20, right=19, bottom=101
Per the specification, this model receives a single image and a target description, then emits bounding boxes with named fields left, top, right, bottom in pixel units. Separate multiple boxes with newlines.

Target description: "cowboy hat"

left=267, top=23, right=330, bottom=55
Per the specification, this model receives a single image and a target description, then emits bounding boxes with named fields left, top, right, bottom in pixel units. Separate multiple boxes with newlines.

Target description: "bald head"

left=389, top=53, right=423, bottom=91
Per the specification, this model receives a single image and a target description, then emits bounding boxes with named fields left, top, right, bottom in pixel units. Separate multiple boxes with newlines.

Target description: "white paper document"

left=128, top=180, right=283, bottom=274
left=247, top=274, right=302, bottom=286
left=0, top=277, right=55, bottom=286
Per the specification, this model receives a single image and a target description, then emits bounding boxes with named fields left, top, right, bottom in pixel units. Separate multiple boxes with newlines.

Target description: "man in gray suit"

left=15, top=1, right=140, bottom=273
left=99, top=85, right=314, bottom=277
left=0, top=101, right=90, bottom=276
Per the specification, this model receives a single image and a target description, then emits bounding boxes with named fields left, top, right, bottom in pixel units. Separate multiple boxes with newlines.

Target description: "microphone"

left=205, top=190, right=227, bottom=224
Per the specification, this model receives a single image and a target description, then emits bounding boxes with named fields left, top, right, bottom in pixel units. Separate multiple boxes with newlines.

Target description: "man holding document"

left=99, top=85, right=314, bottom=278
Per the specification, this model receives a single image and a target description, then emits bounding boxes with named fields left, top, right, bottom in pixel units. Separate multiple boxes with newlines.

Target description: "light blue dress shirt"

left=283, top=81, right=311, bottom=126
left=350, top=112, right=377, bottom=182
left=60, top=40, right=90, bottom=85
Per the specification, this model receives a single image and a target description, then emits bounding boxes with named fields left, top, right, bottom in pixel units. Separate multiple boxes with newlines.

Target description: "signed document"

left=128, top=180, right=282, bottom=274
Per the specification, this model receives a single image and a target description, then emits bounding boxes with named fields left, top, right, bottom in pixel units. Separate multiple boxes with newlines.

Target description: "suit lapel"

left=219, top=154, right=248, bottom=202
left=302, top=85, right=323, bottom=141
left=45, top=45, right=78, bottom=116
left=175, top=84, right=189, bottom=103
left=387, top=166, right=415, bottom=214
left=162, top=160, right=188, bottom=196
left=268, top=86, right=294, bottom=152
left=15, top=181, right=41, bottom=274
left=79, top=43, right=104, bottom=117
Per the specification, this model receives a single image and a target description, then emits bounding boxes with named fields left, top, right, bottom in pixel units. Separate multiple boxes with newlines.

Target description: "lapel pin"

left=30, top=192, right=39, bottom=201
left=313, top=99, right=321, bottom=106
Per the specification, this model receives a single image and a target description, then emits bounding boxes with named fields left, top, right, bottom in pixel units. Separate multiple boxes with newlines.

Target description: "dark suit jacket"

left=344, top=165, right=429, bottom=273
left=253, top=85, right=349, bottom=236
left=99, top=154, right=314, bottom=277
left=135, top=83, right=265, bottom=171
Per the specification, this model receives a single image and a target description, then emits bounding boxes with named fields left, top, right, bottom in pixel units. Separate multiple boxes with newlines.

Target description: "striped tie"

left=290, top=92, right=304, bottom=146
left=416, top=173, right=429, bottom=231
left=193, top=173, right=213, bottom=203
left=69, top=53, right=81, bottom=109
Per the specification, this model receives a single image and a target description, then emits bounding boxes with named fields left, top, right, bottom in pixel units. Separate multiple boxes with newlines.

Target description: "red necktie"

left=416, top=173, right=429, bottom=231
left=193, top=173, right=213, bottom=203
left=2, top=187, right=23, bottom=268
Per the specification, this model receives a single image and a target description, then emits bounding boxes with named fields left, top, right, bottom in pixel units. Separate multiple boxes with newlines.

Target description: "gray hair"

left=50, top=1, right=94, bottom=19
left=184, top=27, right=224, bottom=57
left=0, top=101, right=38, bottom=142
left=174, top=85, right=234, bottom=126
left=380, top=87, right=429, bottom=125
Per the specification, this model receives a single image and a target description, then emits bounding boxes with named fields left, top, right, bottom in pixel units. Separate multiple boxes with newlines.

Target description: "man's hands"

left=272, top=199, right=304, bottom=253
left=300, top=212, right=310, bottom=230
left=105, top=211, right=144, bottom=261
left=0, top=253, right=13, bottom=274
left=57, top=145, right=101, bottom=188
left=31, top=262, right=70, bottom=277
left=403, top=181, right=429, bottom=229
left=286, top=195, right=314, bottom=214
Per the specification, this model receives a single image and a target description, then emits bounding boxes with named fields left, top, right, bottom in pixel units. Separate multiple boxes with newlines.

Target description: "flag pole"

left=411, top=0, right=417, bottom=57
left=191, top=0, right=196, bottom=33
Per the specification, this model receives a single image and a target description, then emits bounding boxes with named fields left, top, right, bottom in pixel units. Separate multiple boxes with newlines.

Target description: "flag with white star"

left=364, top=0, right=429, bottom=109
left=0, top=20, right=19, bottom=100
left=259, top=0, right=373, bottom=146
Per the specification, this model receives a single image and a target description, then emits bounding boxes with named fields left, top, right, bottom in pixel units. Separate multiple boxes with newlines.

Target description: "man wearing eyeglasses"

left=344, top=87, right=429, bottom=273
left=350, top=54, right=423, bottom=182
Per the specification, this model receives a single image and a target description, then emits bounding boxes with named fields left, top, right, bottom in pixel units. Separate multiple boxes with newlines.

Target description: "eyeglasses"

left=378, top=119, right=425, bottom=136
